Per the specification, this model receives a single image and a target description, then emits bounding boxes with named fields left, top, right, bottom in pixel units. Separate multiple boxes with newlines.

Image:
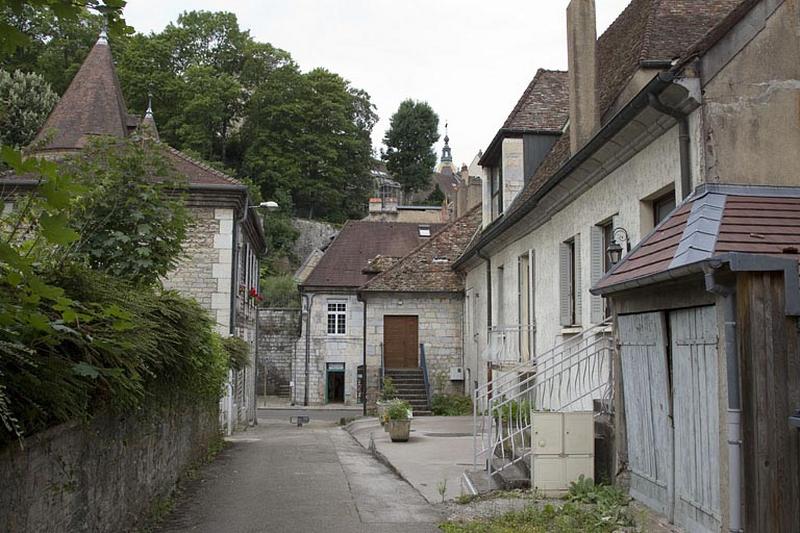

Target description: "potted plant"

left=376, top=377, right=397, bottom=426
left=386, top=399, right=413, bottom=442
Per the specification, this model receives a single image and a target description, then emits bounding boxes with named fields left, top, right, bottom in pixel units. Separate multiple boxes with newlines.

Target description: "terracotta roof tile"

left=594, top=186, right=800, bottom=292
left=164, top=147, right=242, bottom=187
left=302, top=221, right=445, bottom=288
left=361, top=207, right=482, bottom=293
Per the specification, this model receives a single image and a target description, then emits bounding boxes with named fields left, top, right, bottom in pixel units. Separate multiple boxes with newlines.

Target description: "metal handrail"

left=476, top=318, right=612, bottom=399
left=419, top=343, right=431, bottom=410
left=473, top=319, right=615, bottom=476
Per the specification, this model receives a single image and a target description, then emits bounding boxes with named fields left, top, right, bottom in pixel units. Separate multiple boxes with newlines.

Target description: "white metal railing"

left=473, top=319, right=614, bottom=478
left=483, top=324, right=536, bottom=364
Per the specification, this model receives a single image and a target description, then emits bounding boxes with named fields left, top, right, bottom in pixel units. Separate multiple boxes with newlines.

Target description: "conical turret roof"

left=32, top=34, right=132, bottom=152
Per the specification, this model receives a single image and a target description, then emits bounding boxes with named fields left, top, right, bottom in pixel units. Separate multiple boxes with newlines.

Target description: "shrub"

left=0, top=265, right=228, bottom=446
left=380, top=376, right=397, bottom=401
left=221, top=335, right=251, bottom=371
left=260, top=275, right=300, bottom=308
left=431, top=394, right=472, bottom=416
left=493, top=398, right=532, bottom=424
left=386, top=399, right=412, bottom=420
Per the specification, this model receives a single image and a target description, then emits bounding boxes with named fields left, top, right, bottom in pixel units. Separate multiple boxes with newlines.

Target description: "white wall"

left=464, top=122, right=687, bottom=392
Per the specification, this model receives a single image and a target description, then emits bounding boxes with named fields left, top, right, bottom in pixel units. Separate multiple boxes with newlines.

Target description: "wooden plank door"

left=384, top=316, right=419, bottom=368
left=669, top=306, right=721, bottom=533
left=618, top=312, right=674, bottom=520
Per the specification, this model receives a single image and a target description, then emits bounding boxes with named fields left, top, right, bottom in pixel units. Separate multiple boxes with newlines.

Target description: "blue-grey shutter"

left=559, top=243, right=571, bottom=326
left=590, top=226, right=604, bottom=323
left=574, top=234, right=582, bottom=326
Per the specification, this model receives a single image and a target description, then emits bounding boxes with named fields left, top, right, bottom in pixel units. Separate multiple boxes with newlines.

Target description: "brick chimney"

left=368, top=197, right=382, bottom=213
left=567, top=0, right=599, bottom=154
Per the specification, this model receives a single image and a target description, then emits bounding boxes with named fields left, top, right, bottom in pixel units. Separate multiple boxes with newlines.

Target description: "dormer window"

left=419, top=225, right=431, bottom=237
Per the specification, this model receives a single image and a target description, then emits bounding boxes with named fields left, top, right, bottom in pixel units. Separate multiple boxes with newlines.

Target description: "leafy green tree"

left=63, top=138, right=190, bottom=286
left=0, top=69, right=58, bottom=148
left=115, top=10, right=292, bottom=167
left=382, top=99, right=439, bottom=195
left=0, top=2, right=125, bottom=91
left=242, top=67, right=377, bottom=222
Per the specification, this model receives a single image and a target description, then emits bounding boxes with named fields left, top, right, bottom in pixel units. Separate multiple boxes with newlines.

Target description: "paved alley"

left=156, top=411, right=442, bottom=533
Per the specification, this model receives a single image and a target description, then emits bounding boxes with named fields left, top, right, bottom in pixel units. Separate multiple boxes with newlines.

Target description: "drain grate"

left=422, top=432, right=472, bottom=438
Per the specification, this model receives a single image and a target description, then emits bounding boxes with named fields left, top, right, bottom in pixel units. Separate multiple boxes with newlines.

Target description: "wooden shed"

left=592, top=184, right=800, bottom=533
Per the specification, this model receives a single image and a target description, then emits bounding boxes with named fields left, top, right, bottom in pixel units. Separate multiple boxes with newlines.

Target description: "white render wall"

left=294, top=291, right=364, bottom=406
left=465, top=122, right=687, bottom=392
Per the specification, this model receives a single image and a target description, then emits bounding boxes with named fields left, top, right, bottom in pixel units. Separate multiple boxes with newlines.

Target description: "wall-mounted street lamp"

left=606, top=227, right=632, bottom=266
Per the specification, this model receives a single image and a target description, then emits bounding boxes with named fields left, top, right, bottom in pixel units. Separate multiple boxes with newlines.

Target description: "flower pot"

left=388, top=419, right=411, bottom=442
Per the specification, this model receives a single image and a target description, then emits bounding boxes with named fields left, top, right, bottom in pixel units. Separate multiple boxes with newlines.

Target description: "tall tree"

left=382, top=99, right=439, bottom=195
left=242, top=67, right=377, bottom=222
left=0, top=69, right=58, bottom=148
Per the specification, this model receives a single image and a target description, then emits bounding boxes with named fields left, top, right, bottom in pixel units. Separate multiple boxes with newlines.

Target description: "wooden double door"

left=383, top=315, right=419, bottom=368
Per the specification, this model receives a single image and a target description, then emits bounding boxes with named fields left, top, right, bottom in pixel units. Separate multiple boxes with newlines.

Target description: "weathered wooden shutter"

left=559, top=243, right=571, bottom=326
left=574, top=235, right=582, bottom=325
left=590, top=226, right=604, bottom=323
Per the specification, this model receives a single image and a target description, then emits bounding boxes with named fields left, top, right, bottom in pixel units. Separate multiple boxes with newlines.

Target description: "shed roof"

left=361, top=206, right=481, bottom=293
left=594, top=184, right=800, bottom=293
left=301, top=221, right=445, bottom=289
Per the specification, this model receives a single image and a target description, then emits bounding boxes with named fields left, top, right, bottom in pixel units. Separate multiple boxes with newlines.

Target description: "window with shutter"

left=559, top=241, right=574, bottom=326
left=574, top=234, right=582, bottom=326
left=590, top=225, right=608, bottom=323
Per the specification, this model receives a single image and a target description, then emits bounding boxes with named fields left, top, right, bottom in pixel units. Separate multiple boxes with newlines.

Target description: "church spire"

left=441, top=122, right=452, bottom=164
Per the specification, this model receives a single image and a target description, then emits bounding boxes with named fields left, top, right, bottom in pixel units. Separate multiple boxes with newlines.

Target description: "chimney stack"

left=368, top=197, right=382, bottom=213
left=567, top=0, right=599, bottom=154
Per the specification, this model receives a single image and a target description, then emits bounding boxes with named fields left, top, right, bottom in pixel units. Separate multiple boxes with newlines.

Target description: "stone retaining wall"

left=257, top=308, right=301, bottom=397
left=0, top=399, right=219, bottom=533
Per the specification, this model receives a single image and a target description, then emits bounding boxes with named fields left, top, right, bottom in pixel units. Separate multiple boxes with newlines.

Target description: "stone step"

left=412, top=410, right=432, bottom=416
left=385, top=369, right=423, bottom=377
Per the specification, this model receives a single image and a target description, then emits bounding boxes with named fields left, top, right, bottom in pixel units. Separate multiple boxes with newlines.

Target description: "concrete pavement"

left=156, top=410, right=442, bottom=533
left=346, top=416, right=475, bottom=503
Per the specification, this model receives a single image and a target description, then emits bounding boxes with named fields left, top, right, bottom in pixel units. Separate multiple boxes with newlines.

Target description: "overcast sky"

left=124, top=0, right=632, bottom=166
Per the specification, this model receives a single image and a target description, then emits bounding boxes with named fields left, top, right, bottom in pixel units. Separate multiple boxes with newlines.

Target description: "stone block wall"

left=0, top=399, right=218, bottom=533
left=257, top=308, right=301, bottom=397
left=364, top=293, right=465, bottom=408
left=294, top=292, right=364, bottom=406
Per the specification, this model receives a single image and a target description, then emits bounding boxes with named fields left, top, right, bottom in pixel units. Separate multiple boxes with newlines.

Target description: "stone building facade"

left=454, top=0, right=798, bottom=401
left=0, top=33, right=267, bottom=433
left=296, top=222, right=442, bottom=406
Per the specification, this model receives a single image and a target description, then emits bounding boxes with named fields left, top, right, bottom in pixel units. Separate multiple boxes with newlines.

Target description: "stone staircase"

left=384, top=368, right=431, bottom=416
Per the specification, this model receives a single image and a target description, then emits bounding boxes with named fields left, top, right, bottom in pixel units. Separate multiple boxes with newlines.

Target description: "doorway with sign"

left=326, top=362, right=345, bottom=403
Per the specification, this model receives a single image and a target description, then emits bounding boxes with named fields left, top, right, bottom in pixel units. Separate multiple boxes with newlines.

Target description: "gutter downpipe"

left=647, top=93, right=692, bottom=200
left=705, top=266, right=743, bottom=533
left=361, top=295, right=367, bottom=416
left=302, top=291, right=315, bottom=406
left=226, top=199, right=248, bottom=433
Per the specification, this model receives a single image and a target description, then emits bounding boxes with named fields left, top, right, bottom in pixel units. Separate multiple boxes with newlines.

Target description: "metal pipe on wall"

left=705, top=271, right=743, bottom=533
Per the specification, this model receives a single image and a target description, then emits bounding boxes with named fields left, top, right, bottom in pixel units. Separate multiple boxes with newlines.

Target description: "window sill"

left=561, top=326, right=583, bottom=335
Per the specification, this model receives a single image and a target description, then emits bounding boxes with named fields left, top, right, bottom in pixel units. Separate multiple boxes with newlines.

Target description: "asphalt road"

left=155, top=411, right=442, bottom=533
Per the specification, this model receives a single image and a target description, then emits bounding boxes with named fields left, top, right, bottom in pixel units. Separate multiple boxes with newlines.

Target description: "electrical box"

left=449, top=367, right=464, bottom=381
left=531, top=411, right=594, bottom=496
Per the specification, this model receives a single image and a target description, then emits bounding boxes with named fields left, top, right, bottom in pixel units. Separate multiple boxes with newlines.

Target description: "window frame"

left=326, top=300, right=347, bottom=336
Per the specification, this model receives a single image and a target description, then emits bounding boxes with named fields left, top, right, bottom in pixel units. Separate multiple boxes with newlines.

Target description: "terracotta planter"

left=388, top=419, right=411, bottom=442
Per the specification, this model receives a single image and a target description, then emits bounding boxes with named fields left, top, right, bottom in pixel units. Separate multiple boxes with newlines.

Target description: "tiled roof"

left=361, top=207, right=482, bottom=293
left=33, top=36, right=130, bottom=151
left=301, top=221, right=445, bottom=288
left=492, top=0, right=745, bottom=230
left=503, top=69, right=569, bottom=133
left=594, top=185, right=800, bottom=292
left=164, top=147, right=242, bottom=187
